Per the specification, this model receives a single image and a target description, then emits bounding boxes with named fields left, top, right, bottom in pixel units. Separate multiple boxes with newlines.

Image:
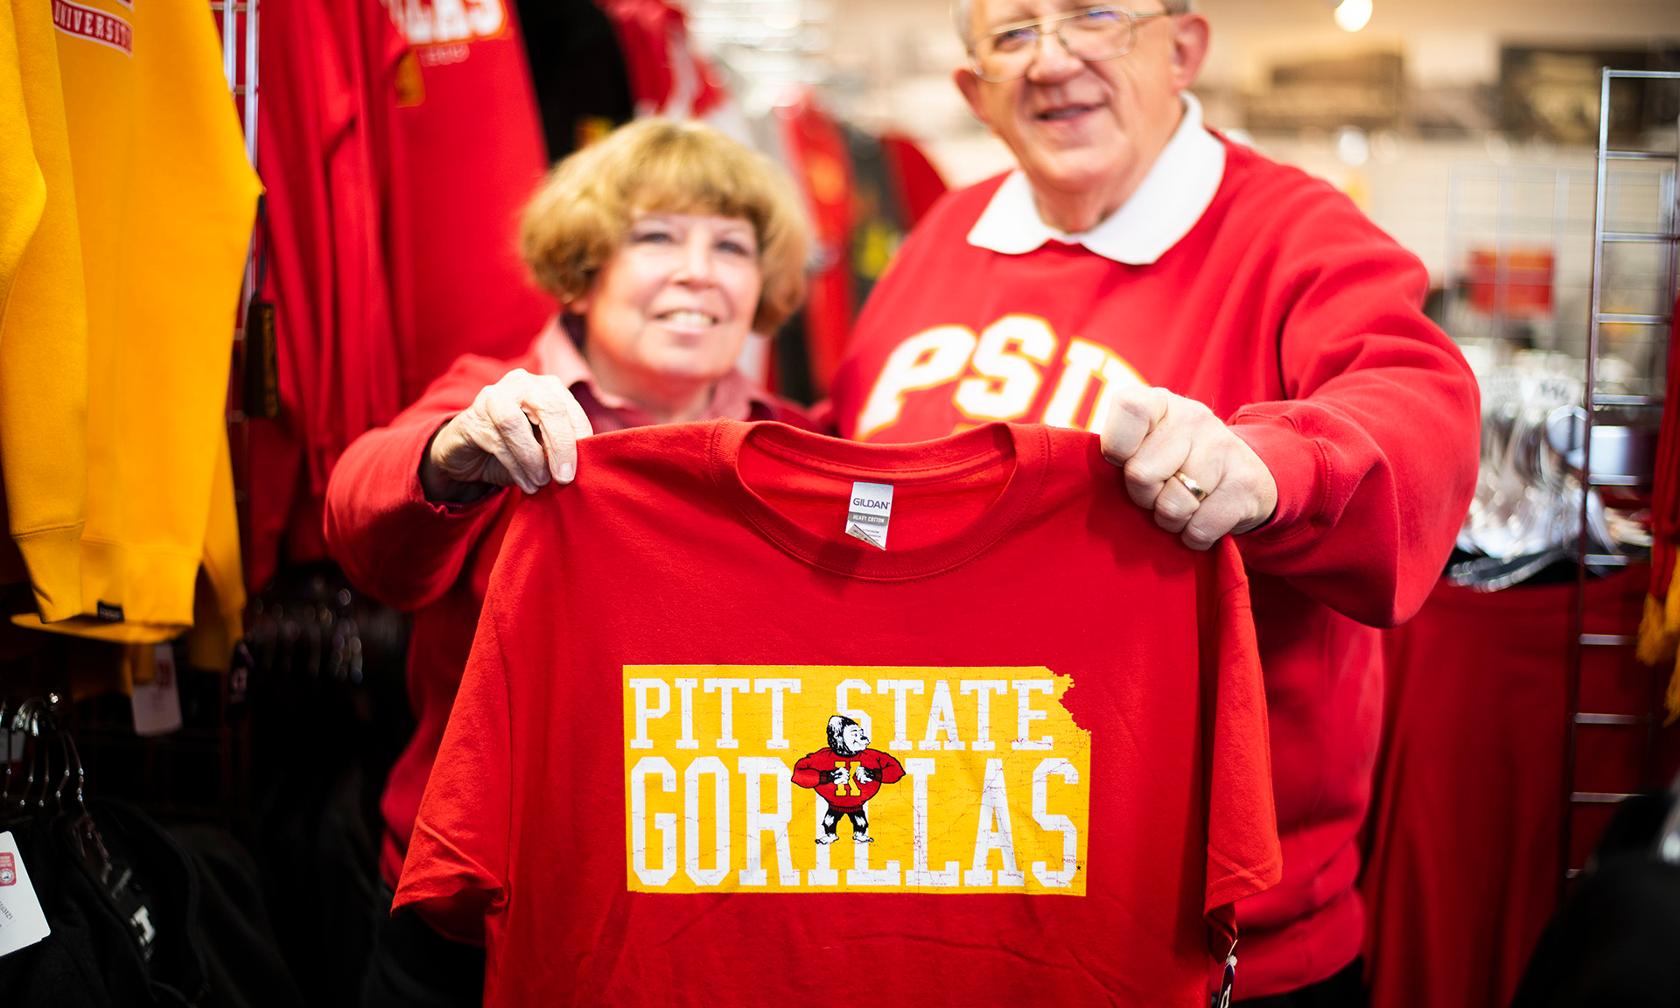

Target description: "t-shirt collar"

left=966, top=92, right=1226, bottom=265
left=712, top=420, right=1051, bottom=581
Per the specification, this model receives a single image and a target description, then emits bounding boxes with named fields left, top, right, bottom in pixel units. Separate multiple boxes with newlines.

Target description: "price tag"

left=0, top=831, right=51, bottom=959
left=131, top=643, right=183, bottom=737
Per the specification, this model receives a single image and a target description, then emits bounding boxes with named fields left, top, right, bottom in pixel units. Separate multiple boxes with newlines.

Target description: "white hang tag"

left=844, top=481, right=894, bottom=550
left=131, top=643, right=183, bottom=737
left=1210, top=939, right=1237, bottom=1008
left=0, top=831, right=52, bottom=958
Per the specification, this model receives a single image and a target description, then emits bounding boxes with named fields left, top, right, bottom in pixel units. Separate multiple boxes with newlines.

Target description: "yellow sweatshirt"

left=0, top=0, right=90, bottom=623
left=8, top=0, right=258, bottom=663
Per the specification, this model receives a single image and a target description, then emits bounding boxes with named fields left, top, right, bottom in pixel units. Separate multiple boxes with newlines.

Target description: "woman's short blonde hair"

left=520, top=118, right=810, bottom=334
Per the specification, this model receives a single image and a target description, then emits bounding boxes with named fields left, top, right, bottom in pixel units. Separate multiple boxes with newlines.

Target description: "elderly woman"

left=324, top=118, right=812, bottom=1006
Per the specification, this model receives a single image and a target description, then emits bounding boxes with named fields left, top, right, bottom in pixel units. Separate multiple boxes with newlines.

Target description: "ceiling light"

left=1334, top=0, right=1373, bottom=32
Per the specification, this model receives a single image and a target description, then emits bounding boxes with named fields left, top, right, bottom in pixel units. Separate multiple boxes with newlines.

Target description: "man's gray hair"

left=953, top=0, right=1193, bottom=48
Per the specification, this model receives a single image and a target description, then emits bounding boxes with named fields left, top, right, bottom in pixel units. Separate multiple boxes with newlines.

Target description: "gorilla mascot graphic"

left=792, top=715, right=906, bottom=844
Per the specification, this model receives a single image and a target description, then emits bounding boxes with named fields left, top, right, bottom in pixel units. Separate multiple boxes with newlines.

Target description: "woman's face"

left=576, top=210, right=763, bottom=401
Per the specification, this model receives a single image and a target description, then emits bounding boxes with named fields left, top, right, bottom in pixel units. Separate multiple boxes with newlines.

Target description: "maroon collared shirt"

left=532, top=316, right=781, bottom=432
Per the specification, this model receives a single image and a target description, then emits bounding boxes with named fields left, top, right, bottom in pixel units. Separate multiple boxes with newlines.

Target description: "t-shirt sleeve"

left=392, top=601, right=514, bottom=945
left=1201, top=542, right=1282, bottom=934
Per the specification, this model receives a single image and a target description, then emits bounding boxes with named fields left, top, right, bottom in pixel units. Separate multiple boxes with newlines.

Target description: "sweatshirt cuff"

left=412, top=420, right=505, bottom=515
left=1228, top=413, right=1323, bottom=538
left=416, top=483, right=506, bottom=517
left=14, top=524, right=86, bottom=622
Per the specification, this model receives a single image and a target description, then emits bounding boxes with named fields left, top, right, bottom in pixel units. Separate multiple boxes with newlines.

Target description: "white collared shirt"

left=966, top=92, right=1226, bottom=265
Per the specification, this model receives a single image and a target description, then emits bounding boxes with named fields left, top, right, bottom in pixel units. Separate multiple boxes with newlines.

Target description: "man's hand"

left=1099, top=385, right=1278, bottom=550
left=831, top=767, right=851, bottom=787
left=421, top=368, right=595, bottom=503
left=854, top=766, right=874, bottom=785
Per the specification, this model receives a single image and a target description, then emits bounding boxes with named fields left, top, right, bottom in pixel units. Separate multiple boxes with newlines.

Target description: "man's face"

left=955, top=1, right=1207, bottom=221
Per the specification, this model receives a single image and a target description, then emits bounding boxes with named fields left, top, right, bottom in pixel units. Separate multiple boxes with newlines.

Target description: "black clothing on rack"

left=515, top=0, right=635, bottom=160
left=360, top=884, right=484, bottom=1008
left=0, top=799, right=303, bottom=1007
left=1512, top=791, right=1680, bottom=1008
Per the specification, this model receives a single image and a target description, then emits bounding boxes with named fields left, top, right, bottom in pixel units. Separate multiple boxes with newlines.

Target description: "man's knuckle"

left=1230, top=470, right=1262, bottom=501
left=1126, top=461, right=1167, bottom=486
left=1184, top=527, right=1216, bottom=548
left=1181, top=516, right=1223, bottom=547
left=1119, top=398, right=1154, bottom=424
left=1154, top=510, right=1179, bottom=533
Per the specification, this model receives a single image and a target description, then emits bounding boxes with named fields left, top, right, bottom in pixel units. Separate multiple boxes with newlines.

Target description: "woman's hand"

left=420, top=369, right=595, bottom=503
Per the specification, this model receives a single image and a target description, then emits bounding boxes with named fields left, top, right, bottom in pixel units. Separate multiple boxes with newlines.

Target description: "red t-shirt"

left=828, top=137, right=1481, bottom=994
left=249, top=0, right=408, bottom=587
left=394, top=420, right=1280, bottom=1006
left=380, top=0, right=553, bottom=404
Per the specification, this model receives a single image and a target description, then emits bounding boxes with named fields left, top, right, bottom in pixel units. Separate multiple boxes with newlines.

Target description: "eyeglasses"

left=970, top=5, right=1172, bottom=83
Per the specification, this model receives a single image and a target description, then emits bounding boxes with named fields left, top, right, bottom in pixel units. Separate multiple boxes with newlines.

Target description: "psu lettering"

left=854, top=315, right=1146, bottom=440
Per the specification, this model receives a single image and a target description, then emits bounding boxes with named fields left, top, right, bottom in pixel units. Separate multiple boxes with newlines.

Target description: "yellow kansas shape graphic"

left=622, top=665, right=1092, bottom=895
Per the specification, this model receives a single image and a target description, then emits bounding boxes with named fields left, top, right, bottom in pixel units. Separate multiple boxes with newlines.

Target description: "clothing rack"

left=210, top=0, right=259, bottom=564
left=1563, top=68, right=1679, bottom=885
left=208, top=0, right=260, bottom=816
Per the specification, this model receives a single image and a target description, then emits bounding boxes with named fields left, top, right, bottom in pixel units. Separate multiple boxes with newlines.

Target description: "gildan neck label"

left=845, top=481, right=894, bottom=550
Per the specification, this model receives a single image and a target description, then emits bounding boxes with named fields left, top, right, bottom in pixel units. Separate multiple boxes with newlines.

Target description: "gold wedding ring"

left=1173, top=471, right=1209, bottom=502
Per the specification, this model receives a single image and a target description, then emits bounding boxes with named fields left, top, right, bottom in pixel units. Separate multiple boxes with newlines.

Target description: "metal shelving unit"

left=1562, top=68, right=1678, bottom=885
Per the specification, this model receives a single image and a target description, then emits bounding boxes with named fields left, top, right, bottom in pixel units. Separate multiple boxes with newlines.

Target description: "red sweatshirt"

left=828, top=136, right=1481, bottom=995
left=323, top=324, right=811, bottom=886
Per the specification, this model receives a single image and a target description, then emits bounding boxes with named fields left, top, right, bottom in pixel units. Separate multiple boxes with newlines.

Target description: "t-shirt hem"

left=1207, top=851, right=1285, bottom=914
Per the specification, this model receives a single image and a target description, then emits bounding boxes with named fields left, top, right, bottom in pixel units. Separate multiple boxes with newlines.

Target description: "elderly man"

left=821, top=1, right=1480, bottom=1004
left=485, top=3, right=1476, bottom=1002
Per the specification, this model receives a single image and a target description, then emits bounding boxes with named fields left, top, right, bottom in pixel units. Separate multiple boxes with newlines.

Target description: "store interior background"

left=692, top=0, right=1680, bottom=393
left=2, top=3, right=1676, bottom=1004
